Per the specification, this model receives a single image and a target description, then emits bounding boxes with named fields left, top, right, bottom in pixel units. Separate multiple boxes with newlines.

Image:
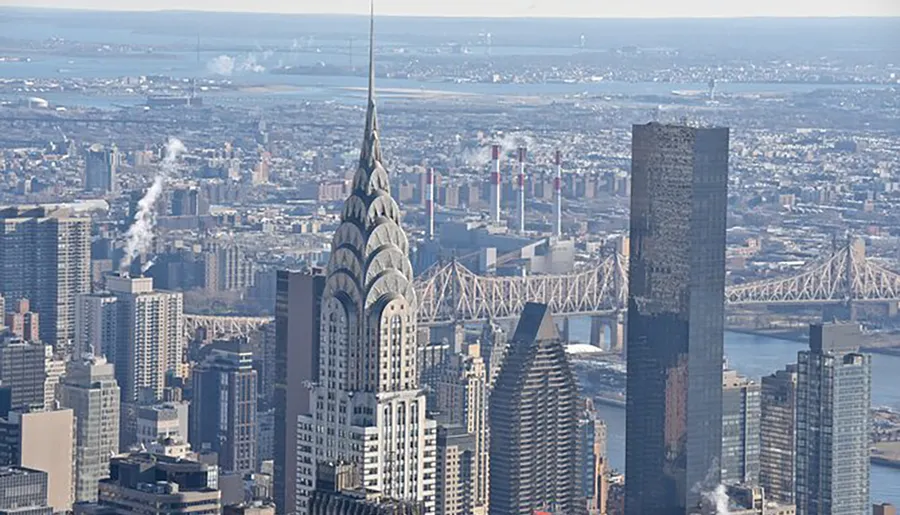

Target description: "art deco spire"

left=360, top=0, right=381, bottom=167
left=325, top=0, right=415, bottom=321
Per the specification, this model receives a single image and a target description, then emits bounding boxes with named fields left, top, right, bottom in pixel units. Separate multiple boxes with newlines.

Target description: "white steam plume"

left=119, top=137, right=186, bottom=275
left=460, top=132, right=537, bottom=168
left=702, top=484, right=731, bottom=515
left=206, top=53, right=268, bottom=76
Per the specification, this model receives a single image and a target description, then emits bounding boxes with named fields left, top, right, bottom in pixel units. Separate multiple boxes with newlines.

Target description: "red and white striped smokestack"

left=426, top=167, right=435, bottom=240
left=517, top=147, right=526, bottom=234
left=555, top=150, right=562, bottom=238
left=490, top=144, right=501, bottom=225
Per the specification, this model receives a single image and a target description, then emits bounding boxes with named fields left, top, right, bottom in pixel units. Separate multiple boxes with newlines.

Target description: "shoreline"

left=727, top=327, right=900, bottom=356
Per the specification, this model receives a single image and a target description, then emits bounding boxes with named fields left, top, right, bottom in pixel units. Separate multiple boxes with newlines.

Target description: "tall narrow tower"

left=795, top=323, right=871, bottom=515
left=490, top=145, right=501, bottom=224
left=554, top=149, right=563, bottom=237
left=625, top=122, right=729, bottom=514
left=426, top=167, right=435, bottom=240
left=294, top=7, right=436, bottom=515
left=517, top=147, right=526, bottom=234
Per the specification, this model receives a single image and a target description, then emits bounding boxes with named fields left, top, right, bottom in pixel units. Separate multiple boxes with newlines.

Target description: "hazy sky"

left=7, top=0, right=900, bottom=17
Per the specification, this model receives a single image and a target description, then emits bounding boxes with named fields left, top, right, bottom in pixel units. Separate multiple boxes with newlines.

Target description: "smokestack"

left=490, top=144, right=501, bottom=225
left=555, top=149, right=562, bottom=238
left=517, top=147, right=526, bottom=234
left=426, top=168, right=435, bottom=240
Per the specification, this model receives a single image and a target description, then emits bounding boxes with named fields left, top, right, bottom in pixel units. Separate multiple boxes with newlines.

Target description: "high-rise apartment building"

left=489, top=302, right=582, bottom=515
left=73, top=294, right=118, bottom=359
left=99, top=452, right=220, bottom=515
left=760, top=365, right=798, bottom=505
left=796, top=323, right=870, bottom=515
left=294, top=20, right=437, bottom=515
left=625, top=122, right=729, bottom=514
left=721, top=370, right=761, bottom=486
left=273, top=269, right=324, bottom=514
left=0, top=206, right=91, bottom=347
left=190, top=340, right=258, bottom=474
left=0, top=467, right=52, bottom=515
left=0, top=338, right=46, bottom=411
left=430, top=344, right=489, bottom=515
left=0, top=409, right=75, bottom=513
left=57, top=356, right=120, bottom=503
left=84, top=144, right=117, bottom=193
left=104, top=275, right=184, bottom=402
left=204, top=243, right=256, bottom=293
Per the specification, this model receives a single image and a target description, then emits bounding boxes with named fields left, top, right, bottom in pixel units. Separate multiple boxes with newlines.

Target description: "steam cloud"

left=460, top=132, right=538, bottom=168
left=702, top=484, right=731, bottom=515
left=207, top=52, right=269, bottom=76
left=119, top=137, right=186, bottom=275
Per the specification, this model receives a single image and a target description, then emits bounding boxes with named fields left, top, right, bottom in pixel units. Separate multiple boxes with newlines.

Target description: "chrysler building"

left=294, top=7, right=437, bottom=515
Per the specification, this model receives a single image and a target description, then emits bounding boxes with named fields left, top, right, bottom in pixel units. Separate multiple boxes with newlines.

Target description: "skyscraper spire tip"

left=360, top=0, right=381, bottom=166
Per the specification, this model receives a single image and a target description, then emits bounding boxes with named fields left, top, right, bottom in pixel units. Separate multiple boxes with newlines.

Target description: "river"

left=588, top=330, right=900, bottom=505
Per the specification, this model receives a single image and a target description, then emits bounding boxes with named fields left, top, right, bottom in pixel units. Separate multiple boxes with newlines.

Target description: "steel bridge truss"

left=725, top=241, right=900, bottom=305
left=416, top=253, right=628, bottom=324
left=183, top=314, right=272, bottom=340
left=183, top=241, right=900, bottom=334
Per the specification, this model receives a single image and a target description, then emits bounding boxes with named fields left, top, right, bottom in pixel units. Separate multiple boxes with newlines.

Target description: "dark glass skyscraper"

left=625, top=122, right=729, bottom=514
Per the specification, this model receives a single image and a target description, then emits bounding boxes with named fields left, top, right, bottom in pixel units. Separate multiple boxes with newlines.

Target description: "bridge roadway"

left=184, top=239, right=900, bottom=337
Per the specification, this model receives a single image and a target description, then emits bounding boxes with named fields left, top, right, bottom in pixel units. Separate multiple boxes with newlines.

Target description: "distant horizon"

left=5, top=5, right=900, bottom=20
left=3, top=0, right=900, bottom=19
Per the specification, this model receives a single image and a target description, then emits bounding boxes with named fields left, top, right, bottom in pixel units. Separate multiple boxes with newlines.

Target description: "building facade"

left=489, top=303, right=582, bottom=515
left=43, top=346, right=65, bottom=411
left=4, top=299, right=39, bottom=343
left=759, top=365, right=798, bottom=505
left=795, top=323, right=871, bottom=515
left=84, top=144, right=117, bottom=193
left=57, top=356, right=121, bottom=503
left=435, top=426, right=475, bottom=515
left=73, top=294, right=119, bottom=359
left=273, top=269, right=325, bottom=514
left=104, top=275, right=184, bottom=402
left=0, top=409, right=75, bottom=513
left=429, top=344, right=488, bottom=515
left=0, top=206, right=91, bottom=348
left=0, top=467, right=52, bottom=515
left=294, top=27, right=437, bottom=514
left=625, top=122, right=729, bottom=514
left=190, top=340, right=258, bottom=474
left=577, top=399, right=608, bottom=515
left=721, top=370, right=761, bottom=486
left=135, top=401, right=189, bottom=446
left=99, top=452, right=220, bottom=515
left=0, top=338, right=46, bottom=411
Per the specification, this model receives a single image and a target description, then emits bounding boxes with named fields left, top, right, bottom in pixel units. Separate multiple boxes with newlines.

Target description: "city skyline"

left=6, top=0, right=900, bottom=17
left=1, top=0, right=900, bottom=508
